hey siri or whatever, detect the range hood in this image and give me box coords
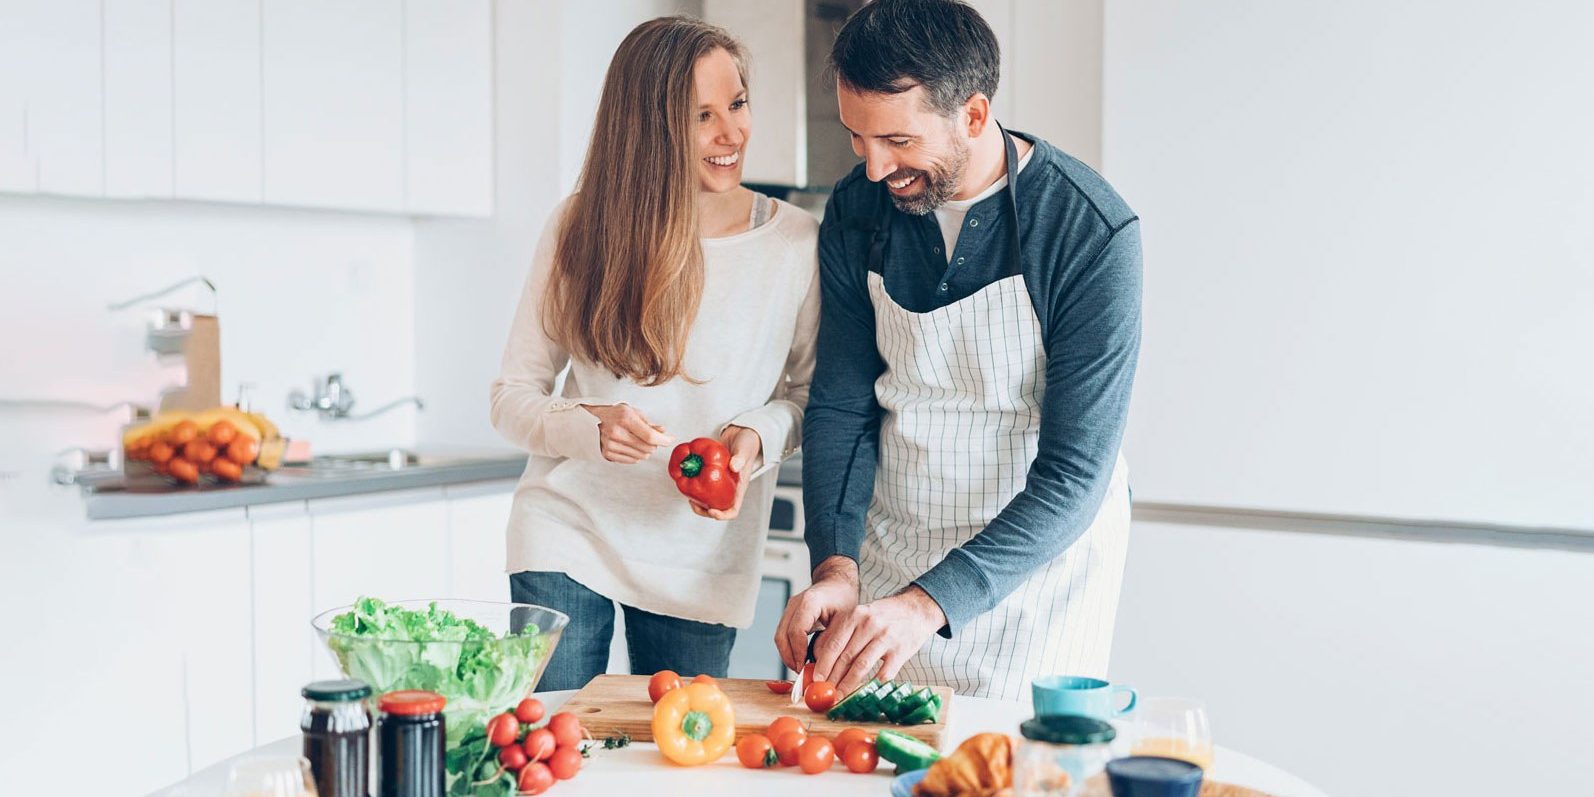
[704,0,865,191]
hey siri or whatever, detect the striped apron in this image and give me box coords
[857,128,1133,701]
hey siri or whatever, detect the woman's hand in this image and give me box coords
[582,403,674,464]
[689,425,762,520]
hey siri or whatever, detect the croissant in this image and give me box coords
[914,733,1017,797]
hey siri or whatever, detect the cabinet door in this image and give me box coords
[173,0,263,202]
[444,484,514,602]
[404,0,494,217]
[21,0,104,196]
[249,501,316,746]
[104,0,175,198]
[262,0,404,212]
[308,489,449,679]
[0,2,33,192]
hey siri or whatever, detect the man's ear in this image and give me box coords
[963,93,991,138]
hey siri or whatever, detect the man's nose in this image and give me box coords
[864,150,897,183]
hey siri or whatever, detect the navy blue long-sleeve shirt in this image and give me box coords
[801,131,1142,637]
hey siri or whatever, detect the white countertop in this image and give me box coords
[152,689,1328,797]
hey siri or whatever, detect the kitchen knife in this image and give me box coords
[790,630,819,706]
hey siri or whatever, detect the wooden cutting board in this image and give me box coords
[560,674,954,749]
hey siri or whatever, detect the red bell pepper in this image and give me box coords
[668,437,739,511]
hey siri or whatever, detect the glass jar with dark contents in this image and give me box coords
[300,679,372,797]
[377,690,446,797]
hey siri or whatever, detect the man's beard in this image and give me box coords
[885,136,970,216]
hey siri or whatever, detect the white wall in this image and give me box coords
[0,195,419,485]
[1111,519,1594,796]
[1103,0,1594,528]
[972,0,1104,169]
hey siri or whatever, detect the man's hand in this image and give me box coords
[811,585,947,695]
[776,556,861,672]
[688,425,761,521]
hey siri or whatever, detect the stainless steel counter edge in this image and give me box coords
[84,456,531,520]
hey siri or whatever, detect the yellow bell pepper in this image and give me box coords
[652,682,736,766]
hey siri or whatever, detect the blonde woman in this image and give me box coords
[490,17,819,690]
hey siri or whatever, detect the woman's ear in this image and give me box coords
[962,93,991,138]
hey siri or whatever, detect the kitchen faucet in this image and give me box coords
[288,373,424,421]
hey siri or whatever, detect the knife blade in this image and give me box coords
[790,630,819,706]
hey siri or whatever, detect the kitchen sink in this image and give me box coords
[272,449,465,479]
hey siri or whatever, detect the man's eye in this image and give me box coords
[889,139,912,148]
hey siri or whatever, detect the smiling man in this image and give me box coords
[775,0,1142,700]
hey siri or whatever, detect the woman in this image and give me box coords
[489,17,819,690]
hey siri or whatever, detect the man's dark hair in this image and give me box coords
[829,0,1001,116]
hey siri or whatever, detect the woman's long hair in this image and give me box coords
[543,17,748,386]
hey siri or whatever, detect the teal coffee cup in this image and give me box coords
[1032,675,1137,720]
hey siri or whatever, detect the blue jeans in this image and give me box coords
[509,570,737,692]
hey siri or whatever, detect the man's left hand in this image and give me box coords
[810,586,947,694]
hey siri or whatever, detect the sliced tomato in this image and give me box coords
[765,680,794,695]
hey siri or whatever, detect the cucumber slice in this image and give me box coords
[898,700,940,725]
[878,681,914,719]
[893,687,933,721]
[851,679,887,721]
[827,678,882,722]
[876,729,942,771]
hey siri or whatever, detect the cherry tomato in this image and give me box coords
[211,458,244,482]
[648,670,683,703]
[773,730,806,767]
[765,680,794,694]
[207,420,238,446]
[548,746,582,779]
[691,673,718,687]
[498,745,528,772]
[523,728,556,762]
[486,712,520,748]
[767,716,807,745]
[169,420,199,446]
[168,457,200,484]
[841,741,878,773]
[547,712,583,748]
[804,680,838,713]
[515,697,546,724]
[832,728,875,759]
[736,734,777,768]
[226,436,260,465]
[517,761,554,795]
[798,736,835,774]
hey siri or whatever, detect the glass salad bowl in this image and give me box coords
[312,598,568,742]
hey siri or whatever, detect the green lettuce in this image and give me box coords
[325,597,551,744]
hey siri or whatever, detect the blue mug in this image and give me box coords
[1032,675,1137,721]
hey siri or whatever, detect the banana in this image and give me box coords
[121,411,192,448]
[243,409,281,441]
[190,407,263,442]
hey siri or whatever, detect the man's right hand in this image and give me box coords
[776,556,861,672]
[581,403,674,464]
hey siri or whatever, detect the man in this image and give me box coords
[776,0,1141,700]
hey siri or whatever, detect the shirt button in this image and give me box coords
[968,218,979,228]
[932,246,941,254]
[955,256,966,265]
[938,282,949,292]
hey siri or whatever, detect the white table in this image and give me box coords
[154,690,1328,797]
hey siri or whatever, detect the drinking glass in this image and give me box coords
[1129,697,1214,771]
[221,755,319,797]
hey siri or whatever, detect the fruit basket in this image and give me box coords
[120,407,286,486]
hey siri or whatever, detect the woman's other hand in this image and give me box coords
[582,403,675,463]
[689,425,762,520]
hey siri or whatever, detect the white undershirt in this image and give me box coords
[933,144,1036,262]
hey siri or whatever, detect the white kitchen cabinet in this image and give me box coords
[0,3,33,193]
[307,488,450,678]
[173,0,264,203]
[404,0,494,217]
[248,501,317,747]
[262,0,405,213]
[703,0,806,187]
[14,0,104,196]
[104,0,175,199]
[443,483,514,602]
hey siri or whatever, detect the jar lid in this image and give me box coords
[378,690,447,716]
[1019,715,1117,745]
[301,679,372,702]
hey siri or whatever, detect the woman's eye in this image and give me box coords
[699,111,712,122]
[731,98,747,111]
